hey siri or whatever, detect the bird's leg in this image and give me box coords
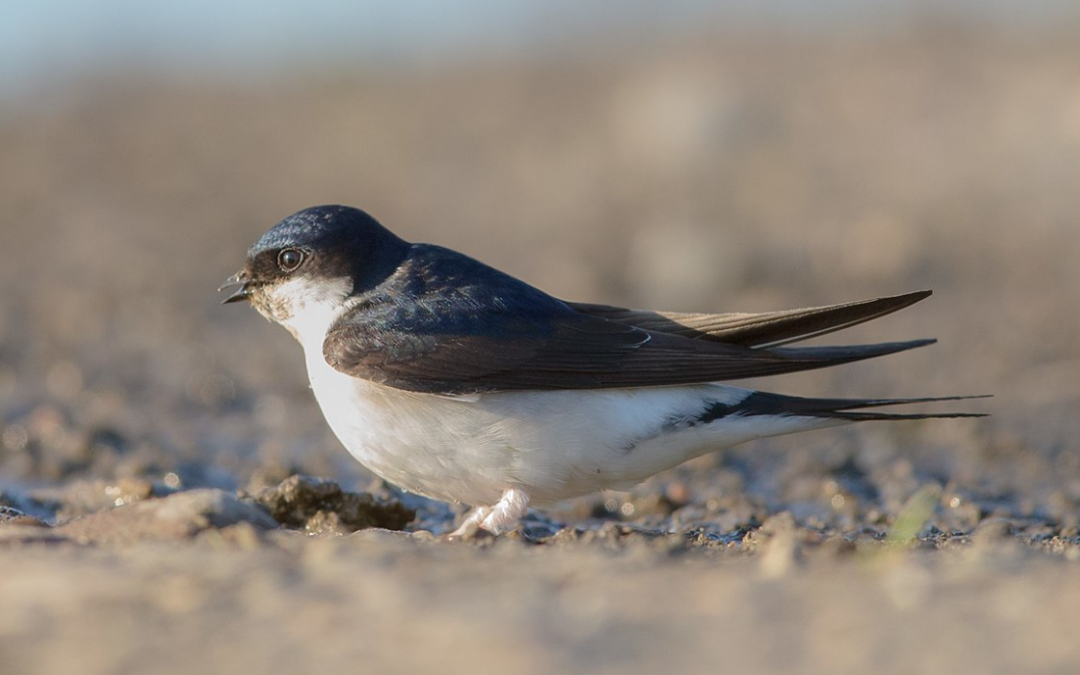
[445,488,531,540]
[479,487,530,535]
[446,506,492,540]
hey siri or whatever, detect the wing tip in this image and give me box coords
[771,337,938,364]
[884,288,933,311]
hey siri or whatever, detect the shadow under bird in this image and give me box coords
[221,205,985,537]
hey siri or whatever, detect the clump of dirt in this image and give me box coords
[248,474,415,535]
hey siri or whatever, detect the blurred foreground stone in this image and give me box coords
[53,489,278,545]
[0,476,418,545]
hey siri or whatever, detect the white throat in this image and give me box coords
[259,276,354,350]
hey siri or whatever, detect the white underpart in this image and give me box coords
[263,276,848,534]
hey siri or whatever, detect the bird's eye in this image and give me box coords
[277,248,304,272]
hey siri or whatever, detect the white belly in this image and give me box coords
[303,349,834,506]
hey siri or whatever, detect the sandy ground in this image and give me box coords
[1,22,1079,675]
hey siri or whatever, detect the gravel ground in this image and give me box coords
[2,22,1079,675]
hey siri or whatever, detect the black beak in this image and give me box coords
[219,270,253,304]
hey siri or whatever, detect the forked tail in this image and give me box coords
[699,391,990,423]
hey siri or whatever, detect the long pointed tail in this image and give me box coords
[707,391,990,423]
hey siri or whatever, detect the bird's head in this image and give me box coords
[220,205,409,344]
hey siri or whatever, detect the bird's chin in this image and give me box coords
[248,289,293,325]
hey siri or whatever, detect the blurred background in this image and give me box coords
[1,1,1078,522]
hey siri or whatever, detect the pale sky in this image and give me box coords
[1,0,1073,101]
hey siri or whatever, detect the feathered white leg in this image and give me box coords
[480,487,530,534]
[446,488,530,539]
[446,506,491,540]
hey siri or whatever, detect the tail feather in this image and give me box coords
[795,394,991,420]
[700,391,990,425]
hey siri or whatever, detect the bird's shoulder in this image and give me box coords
[321,244,649,393]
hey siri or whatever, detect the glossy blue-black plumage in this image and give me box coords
[322,242,652,392]
[249,205,411,295]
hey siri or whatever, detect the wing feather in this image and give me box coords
[322,246,938,395]
[323,301,935,394]
[567,290,932,348]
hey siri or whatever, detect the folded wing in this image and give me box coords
[324,285,938,395]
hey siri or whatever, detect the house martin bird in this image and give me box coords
[221,205,984,537]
